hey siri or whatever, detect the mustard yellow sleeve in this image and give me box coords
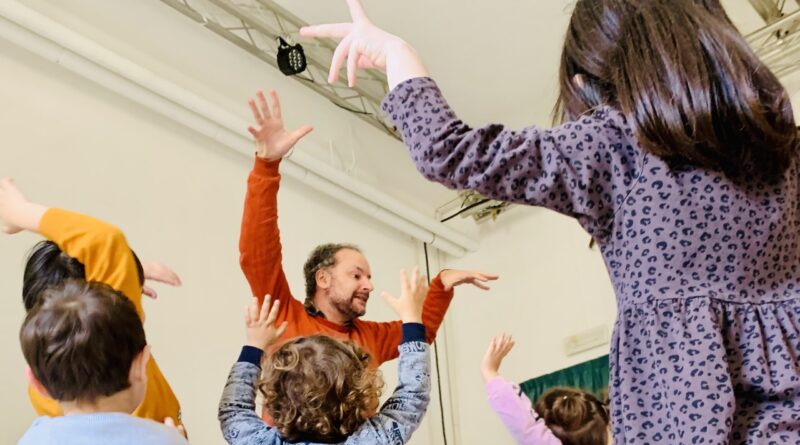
[30,210,180,424]
[37,208,143,318]
[27,384,62,417]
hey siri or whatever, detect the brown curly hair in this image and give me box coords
[259,335,383,443]
[534,387,610,445]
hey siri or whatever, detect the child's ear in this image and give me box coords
[25,366,51,399]
[129,346,151,384]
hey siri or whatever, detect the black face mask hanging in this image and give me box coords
[276,37,307,76]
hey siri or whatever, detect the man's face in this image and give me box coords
[324,249,373,321]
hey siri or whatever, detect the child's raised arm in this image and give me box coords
[481,333,515,383]
[218,296,286,445]
[351,267,431,443]
[0,178,46,235]
[299,0,429,90]
[1,178,143,314]
[482,335,562,445]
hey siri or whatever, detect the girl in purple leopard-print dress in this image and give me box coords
[302,0,800,443]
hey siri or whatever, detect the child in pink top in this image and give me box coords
[481,335,611,445]
[481,335,562,445]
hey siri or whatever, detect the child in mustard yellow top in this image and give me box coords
[0,178,183,427]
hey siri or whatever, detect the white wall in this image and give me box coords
[0,31,443,445]
[441,208,617,445]
[0,1,474,443]
[11,0,456,217]
[7,2,800,445]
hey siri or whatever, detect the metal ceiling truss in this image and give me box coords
[160,0,514,223]
[161,0,397,139]
[746,0,800,77]
[160,0,800,224]
[748,0,799,23]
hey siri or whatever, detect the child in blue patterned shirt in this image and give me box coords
[218,268,431,445]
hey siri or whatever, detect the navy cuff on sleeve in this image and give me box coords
[238,346,264,366]
[402,323,426,344]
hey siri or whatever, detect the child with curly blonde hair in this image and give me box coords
[259,335,383,442]
[219,268,431,444]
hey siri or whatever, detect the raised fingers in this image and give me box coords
[275,321,289,338]
[248,98,263,124]
[299,23,353,39]
[265,299,281,325]
[258,295,273,321]
[245,297,259,324]
[328,34,354,84]
[347,41,360,87]
[345,0,369,22]
[257,90,271,120]
[269,90,282,119]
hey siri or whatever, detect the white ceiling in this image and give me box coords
[275,0,772,127]
[10,0,783,220]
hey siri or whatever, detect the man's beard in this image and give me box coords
[330,292,368,321]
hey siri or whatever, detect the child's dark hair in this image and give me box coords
[19,279,147,403]
[22,240,144,312]
[555,0,732,123]
[557,0,798,183]
[259,335,383,443]
[535,387,609,445]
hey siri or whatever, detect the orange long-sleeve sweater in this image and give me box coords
[27,209,182,424]
[239,157,454,365]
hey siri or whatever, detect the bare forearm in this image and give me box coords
[386,40,430,90]
[17,202,48,232]
[482,369,500,384]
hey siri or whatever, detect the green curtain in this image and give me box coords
[519,355,609,404]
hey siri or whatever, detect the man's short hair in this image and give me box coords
[20,279,146,403]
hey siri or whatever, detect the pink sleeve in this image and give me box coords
[486,377,562,445]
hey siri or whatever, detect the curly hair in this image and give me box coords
[534,387,610,445]
[302,243,361,305]
[259,335,383,443]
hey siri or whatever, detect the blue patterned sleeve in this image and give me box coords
[218,359,282,445]
[347,340,431,445]
[219,339,429,445]
[381,77,642,240]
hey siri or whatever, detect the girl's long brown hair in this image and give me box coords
[556,0,798,182]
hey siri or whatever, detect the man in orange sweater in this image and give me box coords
[240,90,497,365]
